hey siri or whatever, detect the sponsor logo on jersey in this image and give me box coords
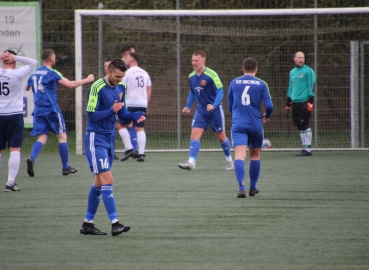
[195,86,203,95]
[299,73,304,78]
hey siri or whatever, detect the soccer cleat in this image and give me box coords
[226,160,234,170]
[111,222,130,236]
[26,158,34,177]
[137,154,145,162]
[121,149,135,161]
[295,150,312,156]
[4,183,20,192]
[132,150,139,159]
[62,166,78,176]
[237,190,246,198]
[178,162,195,171]
[114,153,119,160]
[249,187,260,196]
[80,222,107,235]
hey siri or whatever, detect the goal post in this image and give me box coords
[74,8,369,155]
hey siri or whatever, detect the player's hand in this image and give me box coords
[182,107,190,114]
[112,100,124,113]
[262,113,269,124]
[284,106,291,117]
[307,102,313,112]
[86,74,95,82]
[206,104,214,112]
[137,114,146,123]
[25,86,31,91]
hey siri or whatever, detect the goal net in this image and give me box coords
[74,8,369,154]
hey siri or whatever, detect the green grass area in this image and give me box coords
[1,151,369,269]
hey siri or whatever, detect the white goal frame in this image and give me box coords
[74,7,369,155]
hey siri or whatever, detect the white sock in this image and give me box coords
[137,131,146,155]
[300,128,312,151]
[8,151,20,185]
[118,128,133,151]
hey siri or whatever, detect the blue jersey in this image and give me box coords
[86,78,137,135]
[188,67,223,109]
[27,66,63,116]
[227,75,272,130]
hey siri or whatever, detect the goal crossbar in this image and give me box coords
[74,8,369,154]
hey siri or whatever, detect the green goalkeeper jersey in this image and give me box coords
[287,64,315,103]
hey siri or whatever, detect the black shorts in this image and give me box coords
[292,102,311,131]
[0,114,24,149]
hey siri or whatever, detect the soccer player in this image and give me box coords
[0,50,37,192]
[119,52,152,162]
[178,50,233,171]
[285,51,316,156]
[80,58,146,236]
[116,44,139,156]
[26,49,94,177]
[227,57,274,198]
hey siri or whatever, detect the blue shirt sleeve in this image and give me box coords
[212,88,224,108]
[185,90,196,109]
[264,99,274,119]
[118,107,144,121]
[227,85,234,113]
[88,108,115,122]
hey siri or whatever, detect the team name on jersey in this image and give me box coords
[0,74,10,80]
[236,79,260,85]
[34,70,48,75]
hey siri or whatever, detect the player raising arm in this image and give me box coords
[0,50,37,191]
[25,49,94,177]
[227,57,273,198]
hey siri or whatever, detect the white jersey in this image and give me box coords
[0,56,37,115]
[122,66,151,108]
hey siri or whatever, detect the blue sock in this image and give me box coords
[58,142,69,169]
[30,141,43,162]
[234,160,245,191]
[101,184,118,222]
[129,127,137,151]
[220,138,231,158]
[189,140,200,160]
[85,185,101,221]
[249,160,261,190]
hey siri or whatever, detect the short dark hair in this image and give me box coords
[120,44,134,54]
[4,49,17,55]
[129,52,140,65]
[243,57,258,73]
[108,58,127,72]
[41,49,55,61]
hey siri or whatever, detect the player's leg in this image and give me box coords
[116,121,137,161]
[4,114,23,191]
[28,115,49,176]
[294,102,312,156]
[178,127,204,171]
[128,125,138,152]
[232,128,247,198]
[80,132,106,235]
[211,106,233,170]
[247,129,263,196]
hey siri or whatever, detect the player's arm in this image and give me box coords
[117,107,146,122]
[146,85,152,114]
[59,74,95,89]
[184,89,196,112]
[211,87,224,109]
[227,85,234,113]
[14,55,38,74]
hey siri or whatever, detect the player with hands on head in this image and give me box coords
[80,58,145,236]
[25,49,94,177]
[0,49,37,191]
[286,51,315,156]
[178,50,233,171]
[227,57,273,198]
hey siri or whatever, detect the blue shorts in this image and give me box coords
[118,107,147,128]
[0,114,24,149]
[192,105,225,133]
[231,125,263,148]
[84,131,115,174]
[30,112,66,136]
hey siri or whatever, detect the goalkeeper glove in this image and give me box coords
[284,97,292,117]
[307,102,313,112]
